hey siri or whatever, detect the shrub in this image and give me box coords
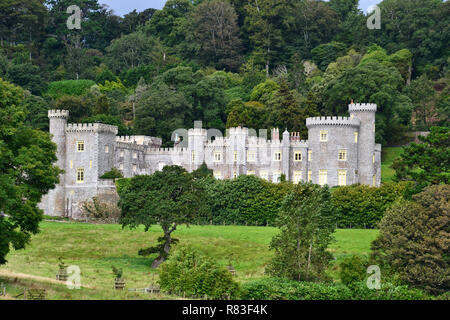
[350,282,431,300]
[240,278,352,300]
[100,168,124,180]
[80,196,121,223]
[371,185,450,294]
[158,246,240,299]
[339,255,369,288]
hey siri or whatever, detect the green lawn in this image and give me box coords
[0,221,378,300]
[381,147,403,182]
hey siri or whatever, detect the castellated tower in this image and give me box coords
[349,103,377,185]
[43,110,69,216]
[188,121,207,171]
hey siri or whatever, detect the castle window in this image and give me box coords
[233,171,237,179]
[338,170,347,186]
[373,175,376,186]
[247,151,256,162]
[260,170,269,181]
[320,130,328,142]
[119,163,123,170]
[214,152,222,162]
[191,151,195,163]
[76,169,84,183]
[247,170,255,176]
[354,132,358,143]
[214,171,222,180]
[132,152,137,159]
[120,150,124,158]
[274,152,282,161]
[338,150,347,161]
[234,151,238,162]
[294,171,302,184]
[105,145,109,153]
[373,153,375,163]
[133,164,137,173]
[319,170,328,186]
[77,141,84,152]
[89,160,92,169]
[308,150,312,161]
[273,171,281,183]
[308,171,312,182]
[294,152,302,162]
[70,160,73,169]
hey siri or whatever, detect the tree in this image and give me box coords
[311,41,347,72]
[371,185,450,294]
[392,126,449,192]
[0,78,61,264]
[118,166,210,268]
[404,75,438,129]
[190,0,243,71]
[266,182,335,282]
[226,100,267,130]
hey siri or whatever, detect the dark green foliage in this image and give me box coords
[392,127,450,192]
[311,42,347,71]
[240,277,430,300]
[158,246,240,299]
[112,266,123,279]
[266,183,335,282]
[192,162,213,180]
[331,182,412,228]
[99,168,124,180]
[0,78,61,264]
[371,185,450,294]
[117,166,210,268]
[198,175,292,226]
[338,255,369,288]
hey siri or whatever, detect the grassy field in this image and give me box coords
[0,221,378,300]
[381,147,403,182]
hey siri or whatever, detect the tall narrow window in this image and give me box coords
[132,152,137,159]
[308,150,312,162]
[373,153,375,163]
[273,171,281,183]
[104,145,109,153]
[70,160,73,169]
[338,150,347,161]
[247,151,256,162]
[294,171,302,184]
[320,130,328,142]
[319,170,327,186]
[89,160,92,169]
[373,175,376,186]
[294,152,302,162]
[233,171,237,179]
[120,150,124,158]
[76,169,84,183]
[77,141,84,152]
[234,151,238,162]
[274,152,282,161]
[191,151,195,163]
[354,132,358,143]
[308,171,312,182]
[214,152,222,162]
[338,170,347,186]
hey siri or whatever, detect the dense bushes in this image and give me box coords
[158,246,240,299]
[240,277,431,300]
[196,175,292,226]
[331,182,412,228]
[46,80,95,99]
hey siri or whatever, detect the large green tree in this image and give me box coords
[266,182,335,282]
[118,166,209,268]
[0,78,61,264]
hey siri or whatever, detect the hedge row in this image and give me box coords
[240,278,431,300]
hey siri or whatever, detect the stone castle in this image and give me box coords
[39,103,381,218]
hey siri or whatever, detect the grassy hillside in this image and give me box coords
[381,147,403,182]
[0,221,378,300]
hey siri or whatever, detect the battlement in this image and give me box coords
[348,103,377,112]
[228,127,249,135]
[147,147,187,154]
[65,123,118,134]
[48,110,69,119]
[306,116,360,128]
[116,135,162,147]
[188,128,207,136]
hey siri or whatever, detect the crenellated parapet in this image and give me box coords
[116,141,146,152]
[48,110,69,119]
[116,135,162,147]
[65,123,118,134]
[306,116,360,128]
[349,103,377,112]
[147,147,188,154]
